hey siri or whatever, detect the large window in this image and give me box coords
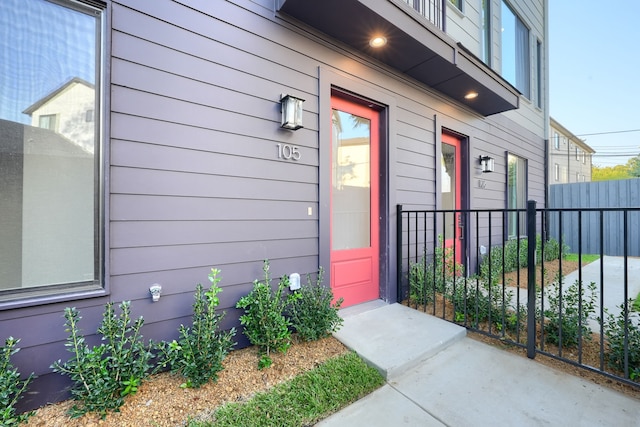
[501,1,530,97]
[0,0,103,302]
[536,40,542,108]
[481,0,491,65]
[507,154,527,239]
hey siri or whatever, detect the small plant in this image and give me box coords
[539,278,597,348]
[159,268,237,388]
[448,276,519,332]
[479,235,568,281]
[236,260,292,369]
[1,337,35,427]
[409,236,463,305]
[51,301,155,418]
[633,291,640,312]
[603,301,640,380]
[287,267,344,341]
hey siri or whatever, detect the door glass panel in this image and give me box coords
[441,142,456,240]
[331,109,371,250]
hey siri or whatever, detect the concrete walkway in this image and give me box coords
[318,301,640,427]
[505,256,640,330]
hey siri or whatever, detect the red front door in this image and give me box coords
[330,96,380,307]
[441,134,463,265]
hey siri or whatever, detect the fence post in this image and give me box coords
[527,200,537,359]
[397,204,403,303]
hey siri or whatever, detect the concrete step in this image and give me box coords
[335,301,466,379]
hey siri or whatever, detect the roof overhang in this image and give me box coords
[277,0,519,116]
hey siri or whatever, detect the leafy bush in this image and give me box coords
[540,278,597,348]
[603,302,640,381]
[1,337,34,427]
[287,268,344,341]
[409,236,463,305]
[159,268,236,388]
[480,235,568,281]
[449,276,522,334]
[236,260,292,369]
[51,301,155,418]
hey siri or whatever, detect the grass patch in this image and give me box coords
[188,352,384,427]
[564,253,600,264]
[633,292,640,312]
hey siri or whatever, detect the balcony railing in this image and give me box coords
[400,0,445,30]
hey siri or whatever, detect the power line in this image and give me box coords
[574,129,640,137]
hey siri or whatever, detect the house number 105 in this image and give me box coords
[277,143,301,161]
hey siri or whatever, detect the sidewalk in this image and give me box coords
[504,255,640,330]
[317,301,640,427]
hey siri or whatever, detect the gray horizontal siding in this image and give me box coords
[111,220,317,248]
[111,238,318,276]
[111,195,316,221]
[4,0,547,411]
[109,256,318,302]
[111,167,316,200]
[111,114,317,161]
[111,140,317,181]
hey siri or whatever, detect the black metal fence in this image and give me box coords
[397,202,640,388]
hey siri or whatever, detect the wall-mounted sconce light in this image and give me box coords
[479,155,495,173]
[149,284,162,302]
[280,94,304,130]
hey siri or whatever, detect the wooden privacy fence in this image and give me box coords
[549,179,640,256]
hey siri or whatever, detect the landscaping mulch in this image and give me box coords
[25,336,348,427]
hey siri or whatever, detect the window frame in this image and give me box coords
[449,0,463,12]
[553,132,560,150]
[506,153,527,240]
[480,0,491,65]
[536,39,542,108]
[554,163,559,181]
[501,1,530,98]
[0,0,108,310]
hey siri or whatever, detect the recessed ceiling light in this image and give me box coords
[369,36,387,48]
[464,91,479,100]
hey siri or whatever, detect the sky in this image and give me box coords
[549,1,640,167]
[0,0,95,124]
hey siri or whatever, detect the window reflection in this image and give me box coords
[0,0,101,295]
[331,110,371,250]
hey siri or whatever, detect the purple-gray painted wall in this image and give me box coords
[1,0,546,410]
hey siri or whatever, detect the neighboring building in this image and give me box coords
[550,117,595,184]
[0,0,549,409]
[22,77,96,154]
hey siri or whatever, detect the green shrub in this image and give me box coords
[1,337,34,427]
[287,268,344,341]
[540,278,596,348]
[236,260,292,369]
[449,276,522,333]
[409,236,463,305]
[603,302,640,381]
[480,235,568,281]
[159,268,236,388]
[51,301,155,418]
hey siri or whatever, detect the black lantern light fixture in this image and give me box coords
[479,155,495,173]
[280,94,305,130]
